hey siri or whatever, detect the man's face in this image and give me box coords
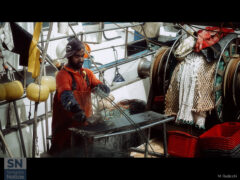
[69,49,85,70]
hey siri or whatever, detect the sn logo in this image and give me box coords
[4,158,26,170]
[8,159,23,168]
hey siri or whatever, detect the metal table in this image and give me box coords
[69,111,175,157]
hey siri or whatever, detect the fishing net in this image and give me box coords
[100,99,147,121]
[165,54,217,116]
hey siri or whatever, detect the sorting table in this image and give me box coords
[69,111,175,157]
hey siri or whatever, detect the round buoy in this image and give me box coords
[41,76,56,93]
[4,81,24,101]
[0,84,6,101]
[26,83,50,102]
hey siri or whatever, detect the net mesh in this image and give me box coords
[165,56,217,116]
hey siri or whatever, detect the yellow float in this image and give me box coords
[41,76,56,93]
[26,83,50,102]
[4,81,24,101]
[0,84,6,101]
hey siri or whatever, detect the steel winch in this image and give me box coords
[137,32,240,123]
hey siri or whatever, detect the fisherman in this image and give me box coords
[49,38,110,155]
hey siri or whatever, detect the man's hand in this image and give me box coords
[92,84,110,98]
[72,110,87,123]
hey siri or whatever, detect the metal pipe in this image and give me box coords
[38,23,144,43]
[177,24,198,39]
[13,101,27,157]
[97,22,103,43]
[41,30,49,152]
[0,120,6,154]
[91,44,125,53]
[162,123,168,157]
[37,45,59,71]
[140,24,151,49]
[38,23,53,84]
[0,95,27,106]
[6,62,24,79]
[32,102,38,158]
[32,23,53,158]
[144,128,151,157]
[44,101,49,152]
[112,23,163,47]
[80,34,83,41]
[50,93,53,112]
[102,22,121,41]
[23,67,27,90]
[93,116,174,139]
[0,129,13,157]
[91,38,152,53]
[125,27,128,59]
[92,50,156,73]
[2,111,52,136]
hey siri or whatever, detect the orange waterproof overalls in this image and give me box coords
[49,66,102,154]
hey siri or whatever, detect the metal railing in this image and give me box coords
[38,23,144,43]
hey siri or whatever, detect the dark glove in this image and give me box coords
[92,84,110,98]
[72,110,87,123]
[61,90,80,112]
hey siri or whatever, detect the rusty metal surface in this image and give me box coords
[69,111,173,137]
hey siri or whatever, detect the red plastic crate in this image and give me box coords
[199,122,240,151]
[167,131,199,158]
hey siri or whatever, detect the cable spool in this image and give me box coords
[147,34,182,112]
[213,34,239,122]
[149,46,169,95]
[235,70,240,107]
[232,56,240,107]
[223,57,240,105]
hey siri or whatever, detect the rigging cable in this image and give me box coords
[99,94,158,157]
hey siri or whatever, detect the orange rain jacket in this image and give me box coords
[50,66,102,154]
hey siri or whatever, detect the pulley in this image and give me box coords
[137,57,151,79]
